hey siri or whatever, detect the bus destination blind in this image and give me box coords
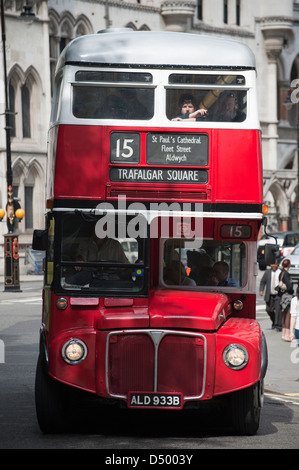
[110,132,209,183]
[110,167,208,184]
[146,133,208,166]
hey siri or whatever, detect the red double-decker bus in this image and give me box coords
[34,30,267,435]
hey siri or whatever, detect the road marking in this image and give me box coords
[265,391,299,406]
[0,297,42,305]
[256,304,266,310]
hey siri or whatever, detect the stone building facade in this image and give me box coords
[1,0,299,273]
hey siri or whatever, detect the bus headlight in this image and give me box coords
[62,339,87,365]
[223,344,248,370]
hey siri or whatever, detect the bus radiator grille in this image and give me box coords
[107,331,205,399]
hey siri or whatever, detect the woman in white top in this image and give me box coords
[290,286,299,344]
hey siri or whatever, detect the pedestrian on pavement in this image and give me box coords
[259,260,281,329]
[290,285,299,345]
[278,259,294,341]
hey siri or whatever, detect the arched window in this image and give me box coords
[49,9,93,96]
[21,84,31,138]
[11,159,45,233]
[9,83,16,137]
[197,0,203,20]
[236,0,241,26]
[24,167,35,229]
[24,187,33,229]
[49,13,74,96]
[8,66,41,142]
[8,78,31,139]
[224,0,228,24]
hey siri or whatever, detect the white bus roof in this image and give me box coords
[56,30,256,73]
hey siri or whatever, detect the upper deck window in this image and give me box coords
[75,71,153,83]
[73,71,154,120]
[73,86,154,120]
[169,74,245,86]
[167,73,247,123]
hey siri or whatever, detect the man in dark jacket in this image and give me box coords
[259,260,281,329]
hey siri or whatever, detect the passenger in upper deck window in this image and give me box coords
[119,88,152,119]
[213,92,246,122]
[95,94,126,119]
[172,94,208,121]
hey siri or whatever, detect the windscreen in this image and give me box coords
[59,212,147,294]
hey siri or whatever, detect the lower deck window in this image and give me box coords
[162,239,245,288]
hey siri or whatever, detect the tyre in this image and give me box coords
[230,381,262,435]
[35,350,69,433]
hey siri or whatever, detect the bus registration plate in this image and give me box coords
[128,392,183,409]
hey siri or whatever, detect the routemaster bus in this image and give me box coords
[33,30,267,435]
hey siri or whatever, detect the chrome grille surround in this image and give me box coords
[105,329,207,402]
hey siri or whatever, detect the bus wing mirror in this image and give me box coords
[264,243,279,266]
[32,229,48,251]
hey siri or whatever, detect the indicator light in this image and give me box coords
[56,297,68,310]
[232,299,243,311]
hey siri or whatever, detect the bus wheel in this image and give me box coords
[230,381,261,435]
[35,351,69,433]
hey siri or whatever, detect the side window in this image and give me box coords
[50,73,63,123]
[46,216,55,286]
[287,234,299,247]
[162,239,245,288]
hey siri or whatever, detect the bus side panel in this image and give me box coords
[54,125,108,200]
[214,318,262,396]
[53,126,262,205]
[213,129,263,204]
[227,293,257,320]
[48,329,97,393]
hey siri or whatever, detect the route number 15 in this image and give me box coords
[116,138,134,159]
[110,132,140,163]
[220,224,252,239]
